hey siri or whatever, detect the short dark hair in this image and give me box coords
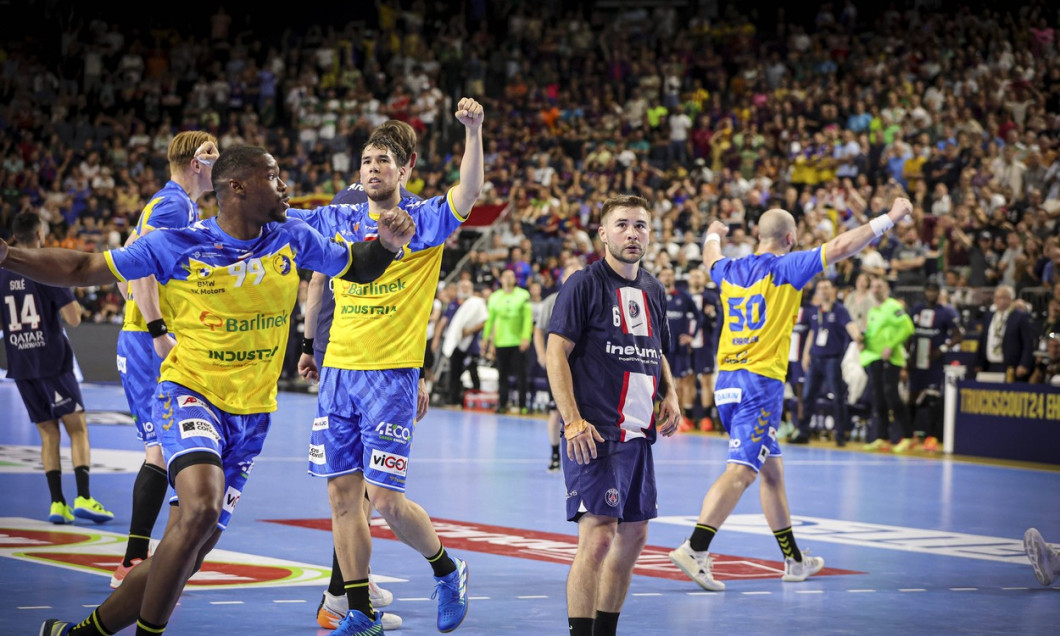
[11,211,42,243]
[362,120,417,167]
[212,145,270,201]
[600,194,650,224]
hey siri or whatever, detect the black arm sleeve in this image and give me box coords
[339,239,399,284]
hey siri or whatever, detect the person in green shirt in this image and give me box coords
[860,276,915,451]
[483,269,534,414]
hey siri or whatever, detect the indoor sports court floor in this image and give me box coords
[1,380,1058,635]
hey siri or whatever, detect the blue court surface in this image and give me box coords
[1,380,1057,635]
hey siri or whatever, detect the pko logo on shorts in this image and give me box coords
[308,444,326,465]
[312,417,329,431]
[604,488,620,508]
[714,388,743,405]
[370,449,409,477]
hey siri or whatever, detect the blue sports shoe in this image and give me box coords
[39,619,72,635]
[432,557,469,632]
[326,609,383,636]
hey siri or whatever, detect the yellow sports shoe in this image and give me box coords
[892,438,919,453]
[48,501,74,524]
[73,496,114,523]
[862,439,891,452]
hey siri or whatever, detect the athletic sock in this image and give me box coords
[134,616,166,636]
[568,617,593,636]
[550,444,560,459]
[69,609,113,635]
[689,524,717,552]
[683,407,695,420]
[74,465,90,500]
[427,545,457,578]
[125,462,168,564]
[344,578,374,620]
[46,470,65,504]
[774,526,802,561]
[593,611,619,636]
[327,547,345,597]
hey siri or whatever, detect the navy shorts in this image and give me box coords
[15,371,83,424]
[691,345,716,374]
[667,346,693,378]
[562,437,657,523]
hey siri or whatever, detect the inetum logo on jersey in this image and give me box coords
[370,449,409,476]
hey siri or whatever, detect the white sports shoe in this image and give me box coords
[1023,528,1060,586]
[782,551,825,582]
[318,590,403,631]
[668,540,726,591]
[369,577,394,608]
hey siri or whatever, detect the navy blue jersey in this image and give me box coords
[690,285,721,350]
[548,260,670,444]
[0,270,76,379]
[312,183,419,354]
[664,287,698,353]
[806,302,853,358]
[909,302,960,372]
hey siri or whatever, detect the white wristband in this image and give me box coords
[869,215,894,238]
[705,232,721,245]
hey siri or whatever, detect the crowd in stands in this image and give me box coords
[2,1,1060,397]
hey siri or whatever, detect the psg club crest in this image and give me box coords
[628,300,640,318]
[604,488,620,508]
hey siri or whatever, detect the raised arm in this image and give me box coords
[338,207,415,284]
[701,220,730,271]
[823,197,913,264]
[449,97,485,216]
[0,241,118,287]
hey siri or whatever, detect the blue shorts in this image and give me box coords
[308,366,418,492]
[714,369,784,473]
[15,372,83,424]
[117,330,163,446]
[562,437,657,523]
[154,381,270,530]
[667,346,693,378]
[692,345,716,375]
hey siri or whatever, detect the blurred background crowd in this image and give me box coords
[2,0,1059,416]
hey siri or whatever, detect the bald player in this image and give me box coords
[668,196,912,591]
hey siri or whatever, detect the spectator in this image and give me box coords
[975,285,1036,382]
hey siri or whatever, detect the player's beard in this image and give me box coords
[608,240,643,265]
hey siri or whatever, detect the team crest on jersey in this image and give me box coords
[617,287,650,337]
[197,266,211,279]
[628,299,640,318]
[272,254,292,275]
[604,488,620,508]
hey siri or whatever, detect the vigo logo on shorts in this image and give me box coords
[370,449,409,477]
[222,485,242,513]
[604,488,620,508]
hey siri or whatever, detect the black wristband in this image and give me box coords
[146,319,168,339]
[419,365,426,379]
[301,337,315,355]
